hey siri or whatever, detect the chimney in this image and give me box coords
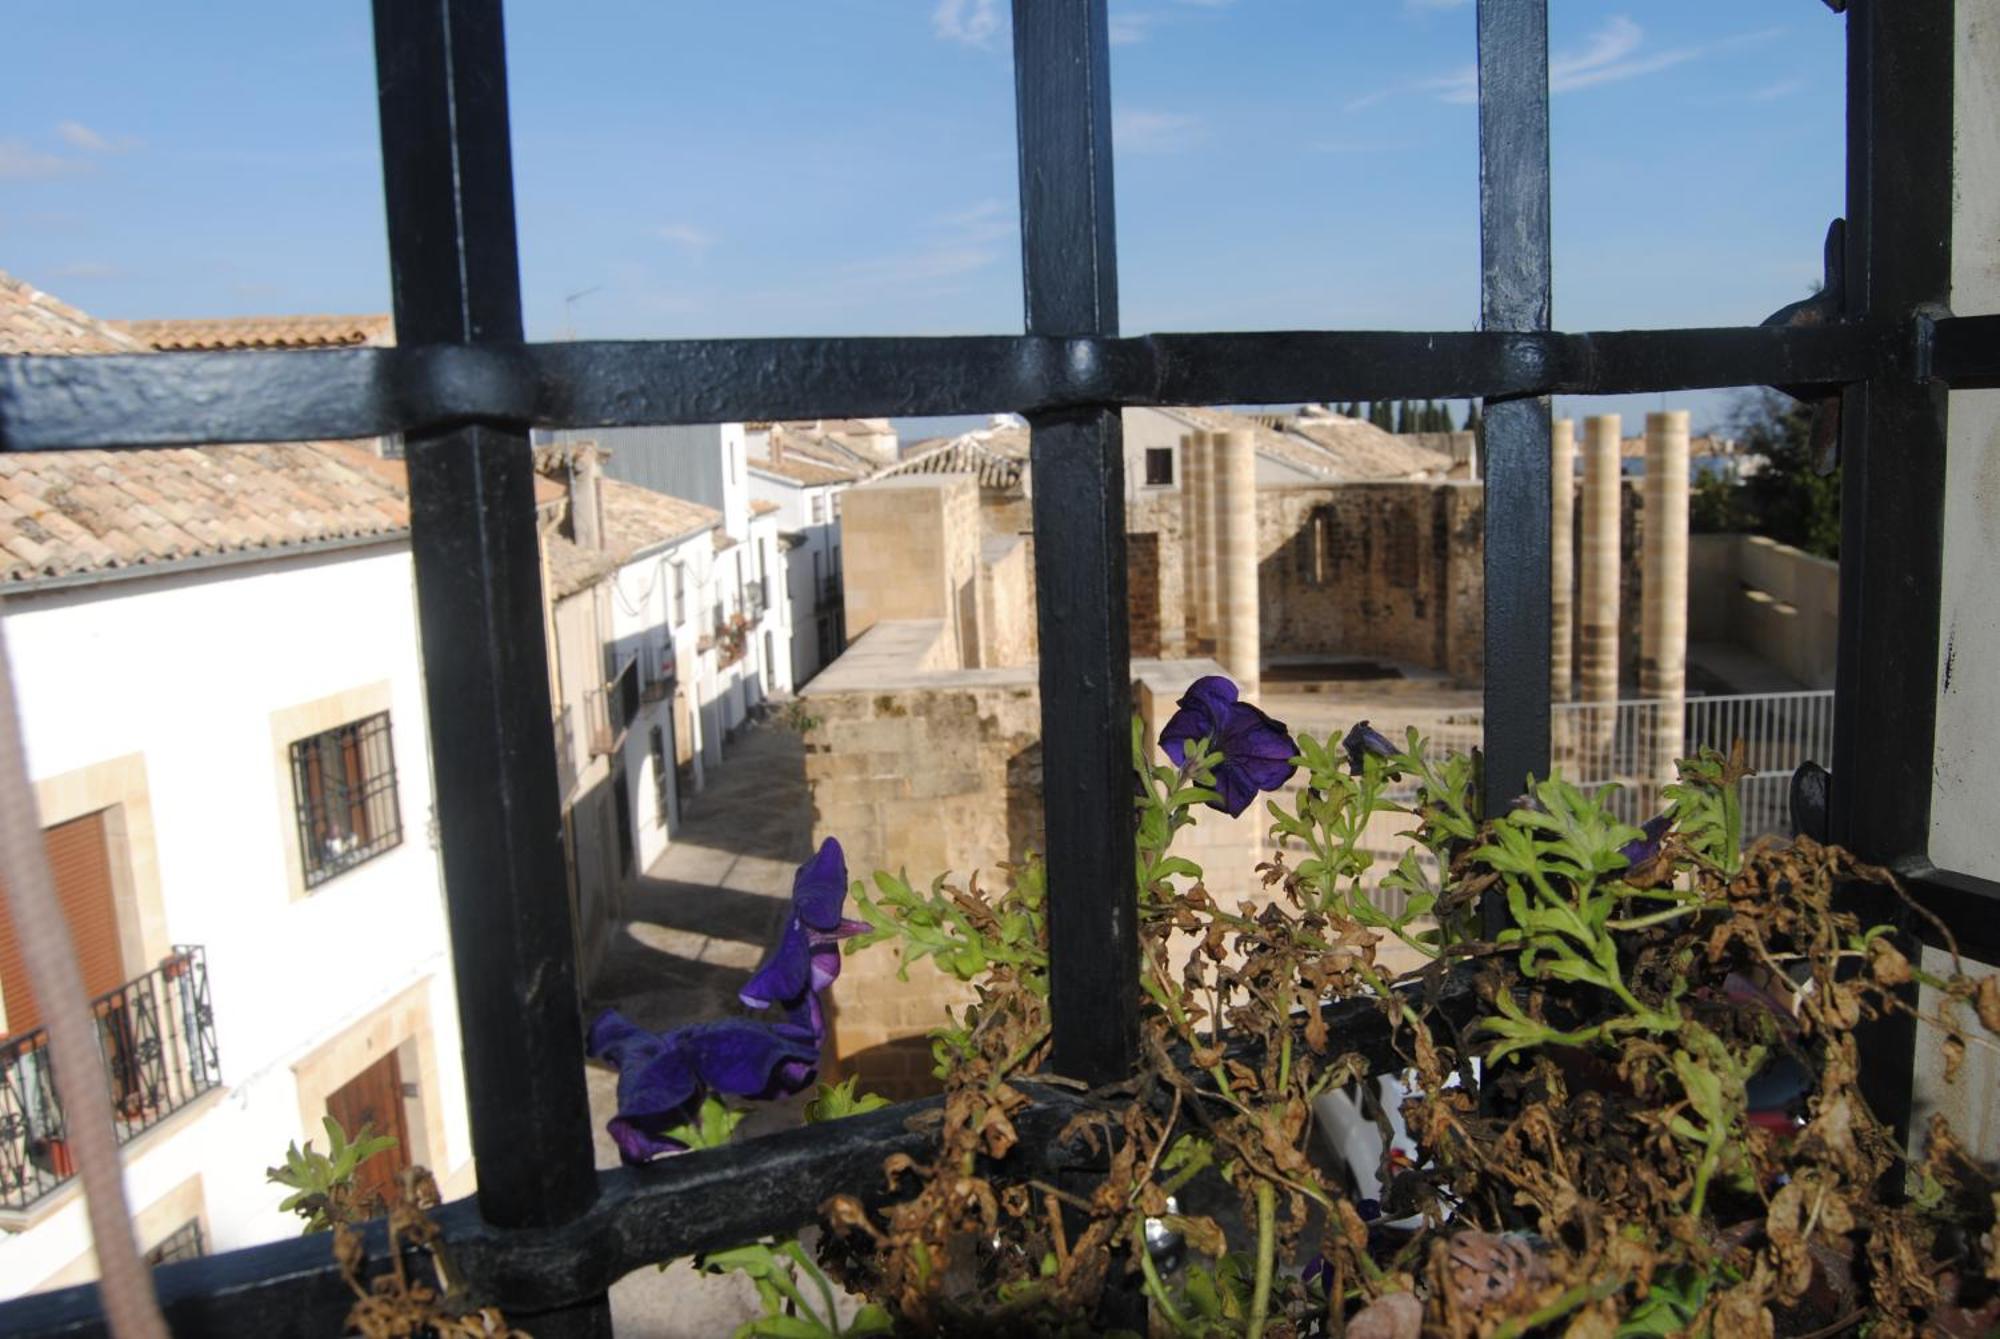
[569,442,604,550]
[771,429,785,464]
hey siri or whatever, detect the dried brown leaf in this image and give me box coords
[1347,1289,1423,1339]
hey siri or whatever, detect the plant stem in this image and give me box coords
[1247,1180,1277,1339]
[1133,1215,1193,1335]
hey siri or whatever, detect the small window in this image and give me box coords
[811,494,826,525]
[290,712,402,888]
[144,1219,206,1269]
[1144,448,1173,487]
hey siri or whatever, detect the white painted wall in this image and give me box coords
[1931,0,2000,886]
[746,468,847,687]
[0,545,470,1295]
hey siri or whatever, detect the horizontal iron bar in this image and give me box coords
[0,1085,1088,1337]
[1929,311,2000,389]
[0,968,1451,1337]
[0,323,1906,453]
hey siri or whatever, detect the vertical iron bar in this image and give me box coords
[1475,0,1553,899]
[1832,0,1953,1145]
[370,6,608,1329]
[1011,0,1137,1085]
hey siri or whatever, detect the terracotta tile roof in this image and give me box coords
[1159,405,1451,482]
[883,422,1030,491]
[0,441,411,585]
[0,269,145,355]
[750,498,780,517]
[750,454,860,487]
[542,478,720,601]
[1279,412,1454,480]
[108,314,394,351]
[1,271,418,586]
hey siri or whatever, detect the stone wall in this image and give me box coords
[842,474,982,664]
[1686,533,1838,688]
[800,628,1045,1096]
[979,535,1036,668]
[801,634,1230,1097]
[1130,492,1187,658]
[1254,482,1485,681]
[1128,531,1162,657]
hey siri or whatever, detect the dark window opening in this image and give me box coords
[1144,447,1173,487]
[144,1219,206,1269]
[289,712,402,888]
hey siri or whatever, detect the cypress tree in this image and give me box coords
[1394,401,1408,434]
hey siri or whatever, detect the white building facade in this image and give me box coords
[0,540,472,1297]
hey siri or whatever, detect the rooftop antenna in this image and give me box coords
[560,284,602,341]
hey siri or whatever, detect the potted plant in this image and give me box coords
[587,676,2000,1337]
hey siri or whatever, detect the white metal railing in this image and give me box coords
[1270,691,1835,914]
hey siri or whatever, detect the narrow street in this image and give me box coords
[581,719,821,1337]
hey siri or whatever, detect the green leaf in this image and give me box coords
[804,1076,891,1122]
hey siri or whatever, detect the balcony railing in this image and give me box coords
[552,704,578,795]
[584,660,643,758]
[0,947,220,1212]
[744,577,768,620]
[610,657,640,738]
[640,649,675,704]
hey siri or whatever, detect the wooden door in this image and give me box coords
[0,810,124,1038]
[325,1050,412,1217]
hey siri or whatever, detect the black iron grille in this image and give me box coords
[288,711,403,889]
[0,1,1994,1334]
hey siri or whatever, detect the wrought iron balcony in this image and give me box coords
[744,576,768,620]
[0,947,220,1212]
[640,649,675,704]
[584,659,642,758]
[552,704,579,795]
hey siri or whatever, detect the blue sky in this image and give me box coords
[1,1,1843,436]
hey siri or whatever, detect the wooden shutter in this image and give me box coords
[340,730,368,843]
[0,810,125,1037]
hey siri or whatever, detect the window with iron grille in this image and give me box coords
[288,712,402,888]
[143,1218,205,1269]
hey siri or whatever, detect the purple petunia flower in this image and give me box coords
[1342,720,1398,776]
[1619,813,1672,869]
[1158,675,1299,817]
[587,1007,822,1163]
[740,838,869,1011]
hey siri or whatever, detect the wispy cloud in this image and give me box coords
[1109,7,1155,45]
[1747,76,1805,102]
[52,261,124,281]
[55,120,132,153]
[837,199,1016,289]
[933,0,1002,47]
[0,139,87,180]
[655,222,714,250]
[1113,107,1205,155]
[1382,16,1776,108]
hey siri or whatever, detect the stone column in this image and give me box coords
[1213,428,1259,697]
[1181,432,1211,652]
[1641,410,1691,782]
[1550,417,1576,701]
[1578,415,1623,759]
[1197,430,1221,654]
